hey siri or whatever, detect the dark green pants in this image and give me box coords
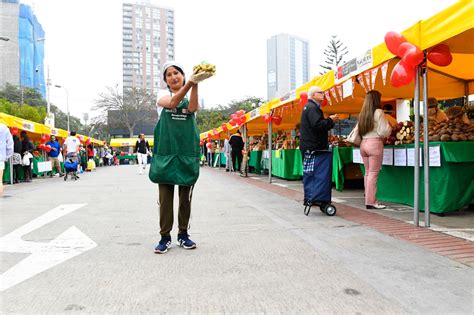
[158,184,194,236]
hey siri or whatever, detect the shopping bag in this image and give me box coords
[22,153,32,166]
[347,124,361,146]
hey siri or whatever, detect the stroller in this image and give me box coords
[64,153,79,181]
[302,150,337,216]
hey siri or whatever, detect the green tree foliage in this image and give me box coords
[0,98,47,123]
[196,96,263,133]
[319,35,349,74]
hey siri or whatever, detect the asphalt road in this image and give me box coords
[1,165,472,314]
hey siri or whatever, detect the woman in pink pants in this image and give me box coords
[358,91,392,209]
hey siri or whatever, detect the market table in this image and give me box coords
[373,141,474,214]
[249,151,263,174]
[2,157,65,183]
[271,149,302,180]
[116,154,137,165]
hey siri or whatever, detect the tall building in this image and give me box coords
[0,0,46,98]
[122,1,175,95]
[267,34,309,100]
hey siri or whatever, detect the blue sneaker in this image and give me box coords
[177,233,196,249]
[154,235,171,254]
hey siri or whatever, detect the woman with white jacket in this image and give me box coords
[358,90,392,209]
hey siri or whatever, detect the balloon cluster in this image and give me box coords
[230,110,246,127]
[385,32,424,87]
[385,32,453,88]
[262,114,282,125]
[38,134,52,152]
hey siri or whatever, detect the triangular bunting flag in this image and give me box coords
[371,68,378,90]
[364,72,371,92]
[336,85,343,102]
[358,74,367,92]
[324,91,332,106]
[381,62,389,86]
[330,87,338,103]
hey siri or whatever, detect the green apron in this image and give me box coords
[149,97,200,186]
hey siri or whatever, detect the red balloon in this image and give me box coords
[262,114,271,123]
[299,92,308,106]
[272,116,282,125]
[45,145,51,152]
[230,113,237,120]
[404,45,424,67]
[40,134,48,143]
[239,115,246,124]
[427,44,452,67]
[384,31,407,56]
[236,110,245,117]
[397,42,415,58]
[320,99,328,107]
[38,143,45,150]
[10,126,19,135]
[390,60,415,87]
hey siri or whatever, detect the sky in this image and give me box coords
[20,0,458,123]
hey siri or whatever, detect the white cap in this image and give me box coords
[162,61,184,77]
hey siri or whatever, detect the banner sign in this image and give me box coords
[249,108,260,119]
[335,49,373,83]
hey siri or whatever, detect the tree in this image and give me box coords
[319,35,349,74]
[94,86,156,138]
[0,83,47,107]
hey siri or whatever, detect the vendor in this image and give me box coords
[426,97,448,123]
[382,104,398,128]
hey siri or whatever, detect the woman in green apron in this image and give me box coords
[150,61,212,254]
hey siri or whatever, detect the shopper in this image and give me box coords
[134,133,150,175]
[358,90,392,209]
[46,135,64,177]
[0,124,14,195]
[299,86,339,205]
[20,131,34,182]
[12,134,22,184]
[223,136,232,172]
[150,61,212,254]
[229,130,244,173]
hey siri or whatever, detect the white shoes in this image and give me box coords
[366,204,386,209]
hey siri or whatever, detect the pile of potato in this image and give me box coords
[424,120,474,142]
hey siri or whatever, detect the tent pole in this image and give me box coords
[268,119,272,184]
[10,156,14,185]
[413,65,421,227]
[422,54,431,227]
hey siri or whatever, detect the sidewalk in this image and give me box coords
[211,167,474,267]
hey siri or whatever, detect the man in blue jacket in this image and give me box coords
[46,135,64,177]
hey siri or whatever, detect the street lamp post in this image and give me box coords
[55,84,70,132]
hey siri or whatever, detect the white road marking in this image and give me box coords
[0,204,97,292]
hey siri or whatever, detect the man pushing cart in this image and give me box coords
[299,86,340,216]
